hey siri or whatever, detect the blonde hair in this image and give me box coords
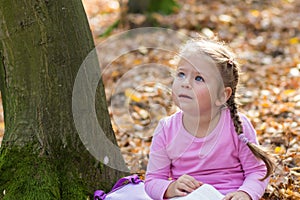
[181,36,274,180]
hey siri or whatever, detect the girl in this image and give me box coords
[145,37,274,200]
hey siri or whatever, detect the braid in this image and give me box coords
[228,87,274,180]
[247,143,275,180]
[224,58,243,135]
[226,61,275,181]
[227,94,243,134]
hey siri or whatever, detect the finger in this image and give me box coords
[183,180,198,190]
[188,177,202,188]
[177,176,195,190]
[231,197,243,200]
[223,192,235,200]
[178,182,194,193]
[174,188,188,197]
[182,175,201,189]
[235,196,247,200]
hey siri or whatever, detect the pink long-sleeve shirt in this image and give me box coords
[145,108,269,200]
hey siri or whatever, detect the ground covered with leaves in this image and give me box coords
[82,0,300,199]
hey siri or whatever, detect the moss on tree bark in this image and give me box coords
[0,0,127,199]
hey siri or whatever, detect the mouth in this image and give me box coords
[178,94,192,99]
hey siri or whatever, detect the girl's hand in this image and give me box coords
[223,191,251,200]
[164,174,202,198]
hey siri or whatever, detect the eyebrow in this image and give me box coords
[177,66,204,76]
[176,67,186,71]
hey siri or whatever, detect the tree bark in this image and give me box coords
[0,0,127,199]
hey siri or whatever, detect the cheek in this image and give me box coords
[171,83,179,106]
[195,87,213,102]
[171,79,181,94]
[172,91,179,107]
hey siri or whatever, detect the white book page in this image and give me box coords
[170,184,225,200]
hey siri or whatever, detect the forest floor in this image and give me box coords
[0,0,299,199]
[82,0,300,199]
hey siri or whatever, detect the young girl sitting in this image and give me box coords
[145,37,274,200]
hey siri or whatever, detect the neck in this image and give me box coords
[182,110,222,138]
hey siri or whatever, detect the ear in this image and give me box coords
[215,87,232,106]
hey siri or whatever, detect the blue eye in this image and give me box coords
[195,76,204,82]
[177,72,185,79]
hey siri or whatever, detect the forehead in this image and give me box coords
[178,52,219,77]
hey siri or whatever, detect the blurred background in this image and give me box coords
[1,0,299,199]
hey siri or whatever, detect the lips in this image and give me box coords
[178,94,192,99]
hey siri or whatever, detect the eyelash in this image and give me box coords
[195,75,205,82]
[177,72,185,78]
[176,72,205,82]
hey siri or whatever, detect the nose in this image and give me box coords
[181,78,191,88]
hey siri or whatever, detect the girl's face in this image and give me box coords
[172,53,224,117]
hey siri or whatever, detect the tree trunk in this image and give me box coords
[0,0,127,199]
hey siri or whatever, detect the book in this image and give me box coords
[170,184,225,200]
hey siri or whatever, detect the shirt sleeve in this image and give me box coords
[237,114,270,200]
[145,120,173,200]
